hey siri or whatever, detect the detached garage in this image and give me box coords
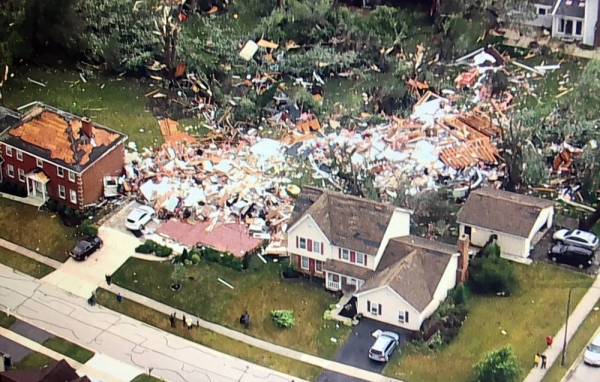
[457,188,554,263]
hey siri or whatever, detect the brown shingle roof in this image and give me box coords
[0,359,87,382]
[288,186,396,255]
[323,259,375,280]
[456,188,554,238]
[359,239,454,311]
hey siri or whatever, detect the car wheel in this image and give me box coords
[551,257,557,262]
[557,240,565,245]
[579,264,584,269]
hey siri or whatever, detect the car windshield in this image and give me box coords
[127,217,136,223]
[370,349,383,355]
[73,242,88,254]
[589,344,600,353]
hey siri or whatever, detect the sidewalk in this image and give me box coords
[523,275,600,382]
[0,238,62,268]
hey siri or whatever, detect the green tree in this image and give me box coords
[474,345,521,382]
[171,263,186,287]
[469,243,517,295]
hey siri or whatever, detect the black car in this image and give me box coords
[70,236,103,261]
[548,243,594,269]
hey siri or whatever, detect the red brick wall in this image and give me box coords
[0,143,80,209]
[81,143,125,206]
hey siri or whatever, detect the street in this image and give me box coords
[0,264,303,382]
[565,359,600,382]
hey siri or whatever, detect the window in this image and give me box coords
[299,237,307,250]
[315,260,323,273]
[68,171,76,182]
[36,158,43,168]
[58,185,66,199]
[16,150,23,161]
[7,164,14,178]
[356,252,365,265]
[342,249,350,261]
[559,18,565,33]
[398,311,410,324]
[301,256,310,270]
[5,147,12,157]
[369,302,381,315]
[57,167,64,178]
[18,169,24,182]
[313,241,321,254]
[575,20,583,36]
[537,6,547,15]
[70,189,77,204]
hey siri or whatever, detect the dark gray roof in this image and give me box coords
[0,107,22,135]
[554,0,586,18]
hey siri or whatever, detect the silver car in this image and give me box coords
[368,331,400,362]
[553,229,600,251]
[584,333,600,366]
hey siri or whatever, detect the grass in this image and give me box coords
[0,246,54,278]
[95,289,323,381]
[42,336,94,364]
[0,199,79,262]
[130,375,165,382]
[0,314,16,328]
[543,298,600,382]
[13,352,55,370]
[385,261,593,382]
[4,65,163,150]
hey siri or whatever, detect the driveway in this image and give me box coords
[317,318,411,382]
[102,200,161,237]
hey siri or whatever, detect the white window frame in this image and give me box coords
[356,252,365,265]
[57,167,64,178]
[58,185,66,199]
[36,158,43,168]
[18,169,24,182]
[301,256,309,270]
[7,164,14,178]
[536,5,550,15]
[299,237,307,250]
[398,311,407,323]
[68,171,76,182]
[342,249,350,261]
[16,150,23,161]
[315,260,323,274]
[313,241,321,254]
[5,146,12,157]
[70,189,77,204]
[575,20,583,36]
[371,302,380,315]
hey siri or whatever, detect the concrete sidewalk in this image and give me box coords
[0,238,62,269]
[523,275,600,382]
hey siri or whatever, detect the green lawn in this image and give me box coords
[95,289,323,381]
[543,298,600,382]
[0,246,54,278]
[131,375,165,382]
[112,256,349,359]
[0,198,78,262]
[43,336,94,364]
[384,261,593,382]
[0,314,16,328]
[13,352,55,370]
[4,65,163,150]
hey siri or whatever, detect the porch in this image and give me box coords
[0,191,46,208]
[325,271,364,295]
[25,170,49,202]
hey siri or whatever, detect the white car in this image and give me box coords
[125,205,156,231]
[553,229,599,251]
[584,333,600,366]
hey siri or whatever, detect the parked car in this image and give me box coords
[584,333,600,366]
[553,229,600,251]
[548,243,595,269]
[368,331,400,362]
[70,236,103,261]
[125,205,156,231]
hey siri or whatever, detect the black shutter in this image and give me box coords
[378,304,382,315]
[405,311,409,323]
[367,301,371,312]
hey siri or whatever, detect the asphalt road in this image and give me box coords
[565,355,600,382]
[0,264,305,382]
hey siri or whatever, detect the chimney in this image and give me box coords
[81,117,94,139]
[456,233,470,284]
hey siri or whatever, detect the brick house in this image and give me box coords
[286,186,471,330]
[0,103,127,209]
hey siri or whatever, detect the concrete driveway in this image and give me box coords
[317,318,410,382]
[102,201,161,237]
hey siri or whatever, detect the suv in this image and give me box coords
[548,243,594,269]
[368,331,400,362]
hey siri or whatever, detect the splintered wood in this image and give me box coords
[158,118,196,144]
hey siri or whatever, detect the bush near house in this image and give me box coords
[78,222,99,236]
[0,182,27,197]
[135,240,173,257]
[469,242,517,296]
[271,310,296,329]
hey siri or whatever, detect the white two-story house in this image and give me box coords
[286,187,471,331]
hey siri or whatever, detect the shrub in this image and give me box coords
[200,247,243,271]
[134,240,172,257]
[154,245,173,258]
[449,284,470,306]
[191,253,200,264]
[181,249,189,263]
[469,243,517,296]
[78,222,99,236]
[135,244,153,254]
[474,345,521,382]
[271,310,296,329]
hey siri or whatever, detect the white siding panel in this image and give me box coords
[460,224,529,258]
[356,287,421,331]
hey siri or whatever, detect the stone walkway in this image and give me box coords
[523,275,600,382]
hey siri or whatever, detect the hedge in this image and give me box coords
[135,239,173,258]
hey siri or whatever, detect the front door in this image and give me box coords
[34,180,42,193]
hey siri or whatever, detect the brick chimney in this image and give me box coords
[456,233,470,284]
[81,117,94,139]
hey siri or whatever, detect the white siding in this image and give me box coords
[356,287,421,331]
[287,215,330,261]
[584,0,599,45]
[529,206,553,240]
[420,255,459,321]
[373,208,412,268]
[460,224,529,258]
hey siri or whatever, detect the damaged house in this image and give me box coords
[0,103,127,209]
[286,186,470,331]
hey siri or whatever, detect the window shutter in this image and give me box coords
[367,300,371,312]
[365,255,368,266]
[307,239,313,252]
[378,304,382,315]
[321,242,324,255]
[339,248,341,259]
[350,251,356,263]
[296,236,299,248]
[405,311,409,323]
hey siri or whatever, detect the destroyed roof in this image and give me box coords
[0,103,127,173]
[358,243,454,311]
[288,186,399,255]
[552,0,586,18]
[457,188,555,238]
[0,107,21,135]
[0,359,91,382]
